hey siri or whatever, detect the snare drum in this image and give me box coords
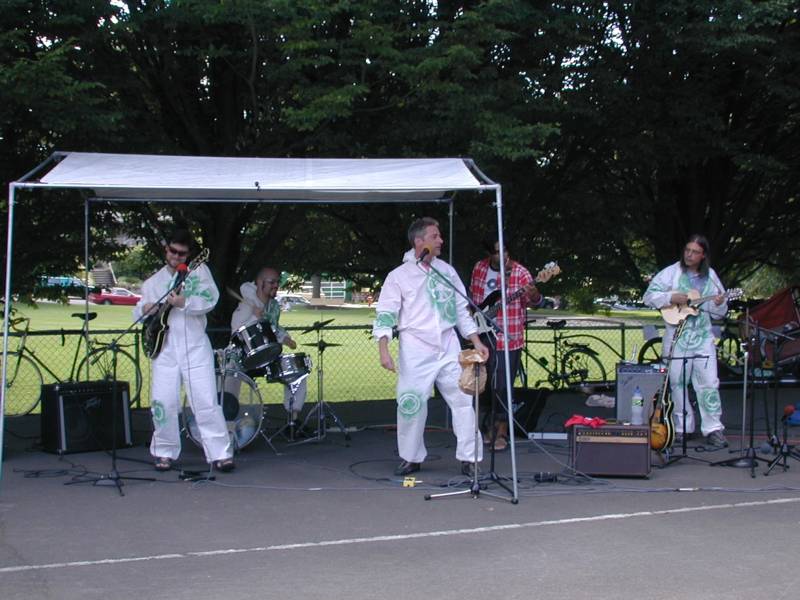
[267,353,312,384]
[231,320,281,371]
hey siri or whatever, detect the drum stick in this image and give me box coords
[227,286,264,314]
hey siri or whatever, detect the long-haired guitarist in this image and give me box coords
[643,234,729,448]
[133,229,235,472]
[469,237,545,452]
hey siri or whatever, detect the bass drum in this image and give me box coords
[183,369,263,451]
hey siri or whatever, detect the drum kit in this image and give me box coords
[183,316,347,453]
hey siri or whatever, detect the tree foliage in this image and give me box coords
[2,0,799,317]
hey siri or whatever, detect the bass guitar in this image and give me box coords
[474,262,561,334]
[660,287,743,326]
[142,248,210,359]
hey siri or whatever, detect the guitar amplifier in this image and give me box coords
[41,381,132,454]
[570,424,651,477]
[615,362,667,423]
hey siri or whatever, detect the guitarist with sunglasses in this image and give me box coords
[134,229,235,473]
[470,238,545,452]
[643,234,729,449]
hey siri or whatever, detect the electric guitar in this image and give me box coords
[473,262,561,334]
[660,287,743,326]
[142,248,210,359]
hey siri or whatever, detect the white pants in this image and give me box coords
[395,333,482,464]
[668,341,724,437]
[150,341,233,463]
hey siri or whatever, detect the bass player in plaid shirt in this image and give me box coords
[470,238,544,451]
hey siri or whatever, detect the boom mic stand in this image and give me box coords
[764,405,800,475]
[66,316,156,495]
[711,321,769,475]
[417,258,517,503]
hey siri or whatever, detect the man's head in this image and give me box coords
[680,234,710,275]
[163,229,194,270]
[255,267,280,299]
[482,236,510,271]
[408,217,443,261]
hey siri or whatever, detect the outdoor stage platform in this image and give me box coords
[2,386,800,600]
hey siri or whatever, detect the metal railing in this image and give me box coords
[3,320,657,415]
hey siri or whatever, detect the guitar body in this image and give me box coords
[660,287,743,326]
[650,386,675,450]
[142,309,171,359]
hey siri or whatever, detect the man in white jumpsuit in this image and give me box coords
[134,229,235,472]
[643,234,729,448]
[374,217,490,476]
[231,267,307,422]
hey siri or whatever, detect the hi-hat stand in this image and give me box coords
[763,405,800,475]
[296,319,351,443]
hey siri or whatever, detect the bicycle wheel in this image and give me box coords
[717,332,743,377]
[561,348,607,387]
[2,353,44,415]
[638,337,663,364]
[76,347,143,407]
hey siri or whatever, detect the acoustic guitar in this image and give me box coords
[660,287,743,326]
[142,248,210,359]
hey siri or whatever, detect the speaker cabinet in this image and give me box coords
[570,424,651,477]
[615,363,668,423]
[41,381,132,454]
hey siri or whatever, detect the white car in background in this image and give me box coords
[278,294,311,311]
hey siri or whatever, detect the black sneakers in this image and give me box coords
[706,430,729,448]
[394,460,421,476]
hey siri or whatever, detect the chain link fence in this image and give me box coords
[3,319,659,415]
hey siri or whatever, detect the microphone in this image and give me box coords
[175,263,189,288]
[417,245,433,263]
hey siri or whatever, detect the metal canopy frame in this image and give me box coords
[1,151,517,500]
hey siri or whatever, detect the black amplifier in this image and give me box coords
[570,424,651,478]
[41,381,132,454]
[615,362,667,423]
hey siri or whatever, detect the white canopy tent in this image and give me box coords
[2,151,519,499]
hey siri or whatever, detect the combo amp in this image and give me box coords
[570,424,651,477]
[615,362,667,423]
[41,381,132,454]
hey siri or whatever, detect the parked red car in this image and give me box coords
[88,287,142,306]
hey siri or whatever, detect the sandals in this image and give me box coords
[492,436,509,452]
[153,457,172,472]
[213,458,236,473]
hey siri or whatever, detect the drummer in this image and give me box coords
[231,267,307,424]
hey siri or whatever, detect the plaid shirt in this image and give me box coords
[470,258,539,351]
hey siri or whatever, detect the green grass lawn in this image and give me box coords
[3,301,662,416]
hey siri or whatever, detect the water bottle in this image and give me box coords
[630,386,644,425]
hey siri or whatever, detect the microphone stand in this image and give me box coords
[665,351,713,466]
[416,257,516,504]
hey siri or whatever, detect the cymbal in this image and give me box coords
[301,318,335,334]
[302,341,342,350]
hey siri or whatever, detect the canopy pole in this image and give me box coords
[494,185,519,502]
[448,200,454,264]
[1,184,19,483]
[83,198,91,376]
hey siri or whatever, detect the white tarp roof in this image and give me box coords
[22,152,495,203]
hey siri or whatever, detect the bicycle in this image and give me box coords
[2,311,142,415]
[523,319,609,389]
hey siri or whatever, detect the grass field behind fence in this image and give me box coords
[3,302,662,415]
